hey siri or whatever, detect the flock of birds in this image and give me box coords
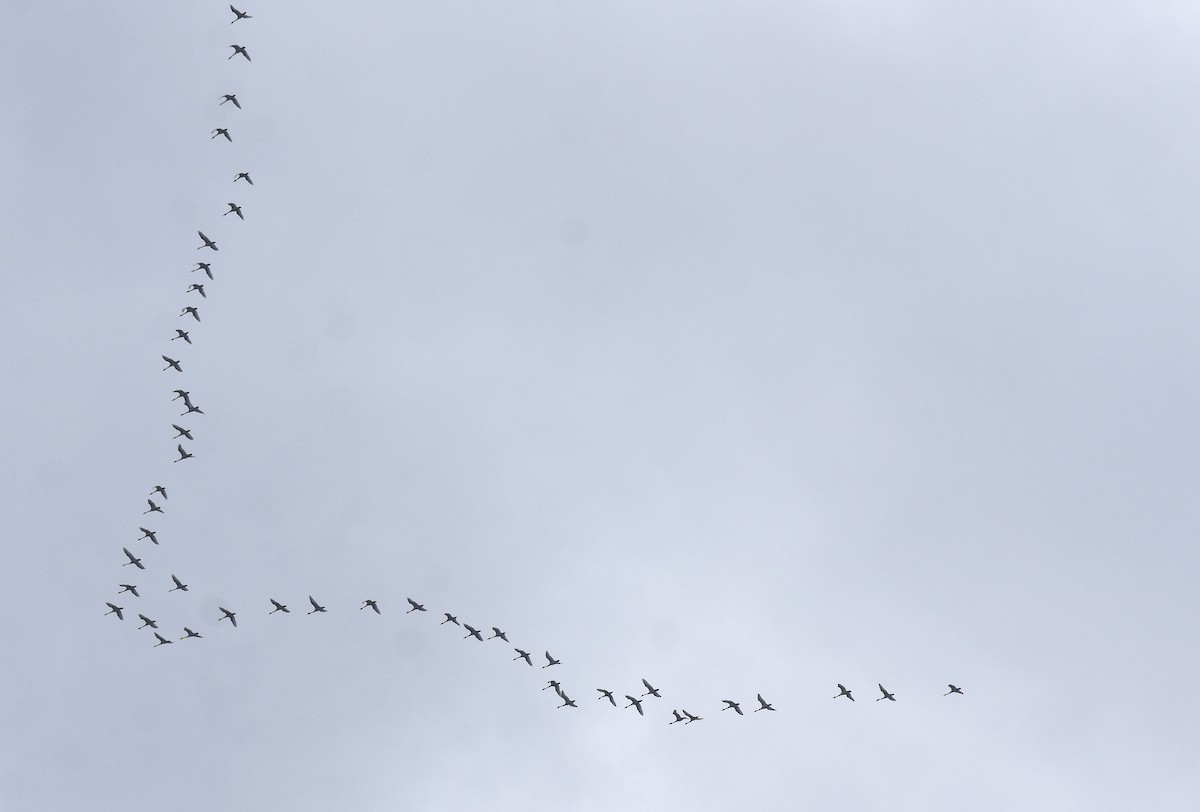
[105,4,967,724]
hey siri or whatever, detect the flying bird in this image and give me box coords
[269,598,289,614]
[121,548,144,570]
[754,694,776,712]
[171,389,191,403]
[489,627,508,642]
[462,624,484,641]
[624,696,644,716]
[211,128,232,142]
[557,693,577,709]
[137,527,158,545]
[543,680,562,695]
[542,651,561,668]
[171,425,193,441]
[188,283,206,298]
[307,596,327,614]
[118,584,139,598]
[641,678,662,698]
[169,574,188,592]
[192,262,213,279]
[137,614,158,630]
[834,684,854,702]
[229,44,251,62]
[361,599,380,614]
[721,700,743,715]
[144,499,164,515]
[181,627,202,639]
[234,172,253,185]
[877,684,896,702]
[197,231,218,251]
[513,649,533,666]
[181,306,201,322]
[224,203,243,220]
[153,633,173,647]
[174,444,193,463]
[441,613,459,625]
[405,598,426,613]
[669,710,685,725]
[150,485,167,500]
[230,5,252,22]
[220,94,241,108]
[171,331,192,349]
[682,710,702,724]
[105,603,124,620]
[218,607,238,627]
[181,403,205,416]
[945,684,964,696]
[161,356,182,373]
[597,689,617,706]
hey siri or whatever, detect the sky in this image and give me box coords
[3,1,1200,809]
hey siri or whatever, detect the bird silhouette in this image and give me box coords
[211,128,232,142]
[834,684,854,701]
[234,172,253,185]
[196,231,218,251]
[721,700,743,715]
[641,678,662,698]
[143,499,163,515]
[229,44,251,62]
[181,306,201,322]
[181,402,204,417]
[230,5,251,22]
[877,684,896,702]
[405,598,426,613]
[169,574,188,592]
[624,696,644,716]
[171,425,193,441]
[181,627,202,639]
[754,694,775,712]
[489,627,509,642]
[557,693,578,709]
[441,613,459,625]
[361,600,380,614]
[153,633,173,647]
[173,444,193,463]
[542,651,561,668]
[192,263,213,279]
[669,710,685,725]
[682,710,702,724]
[224,203,243,220]
[220,94,241,108]
[543,680,563,695]
[121,548,144,570]
[137,614,158,630]
[137,527,158,545]
[188,283,206,298]
[307,596,327,614]
[269,598,289,614]
[161,356,182,373]
[171,389,191,403]
[105,603,124,620]
[945,684,964,696]
[513,648,533,666]
[118,584,139,598]
[172,330,192,346]
[150,485,167,501]
[218,607,238,627]
[462,624,484,641]
[597,689,616,706]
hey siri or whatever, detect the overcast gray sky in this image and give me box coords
[3,1,1199,809]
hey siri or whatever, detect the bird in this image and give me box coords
[834,684,854,701]
[137,527,158,545]
[641,678,662,699]
[462,624,484,641]
[754,693,775,712]
[542,651,561,668]
[181,306,201,322]
[721,700,743,715]
[489,627,509,642]
[624,696,645,716]
[169,574,188,592]
[153,633,173,647]
[181,403,205,416]
[682,710,702,724]
[877,684,896,702]
[197,231,218,251]
[543,680,562,694]
[220,94,241,109]
[122,548,144,569]
[171,389,191,403]
[181,627,202,639]
[211,128,232,142]
[224,203,243,220]
[945,684,964,696]
[105,603,124,620]
[307,596,327,614]
[161,356,182,373]
[597,689,617,706]
[557,693,578,709]
[406,598,426,613]
[234,172,253,185]
[173,444,193,463]
[118,584,139,597]
[440,613,459,625]
[192,262,213,279]
[150,485,167,500]
[137,614,158,630]
[361,599,380,614]
[229,44,251,62]
[230,5,251,22]
[171,425,193,441]
[172,329,192,344]
[669,710,685,725]
[218,607,238,627]
[188,283,206,298]
[513,649,533,666]
[143,499,164,515]
[269,598,289,614]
